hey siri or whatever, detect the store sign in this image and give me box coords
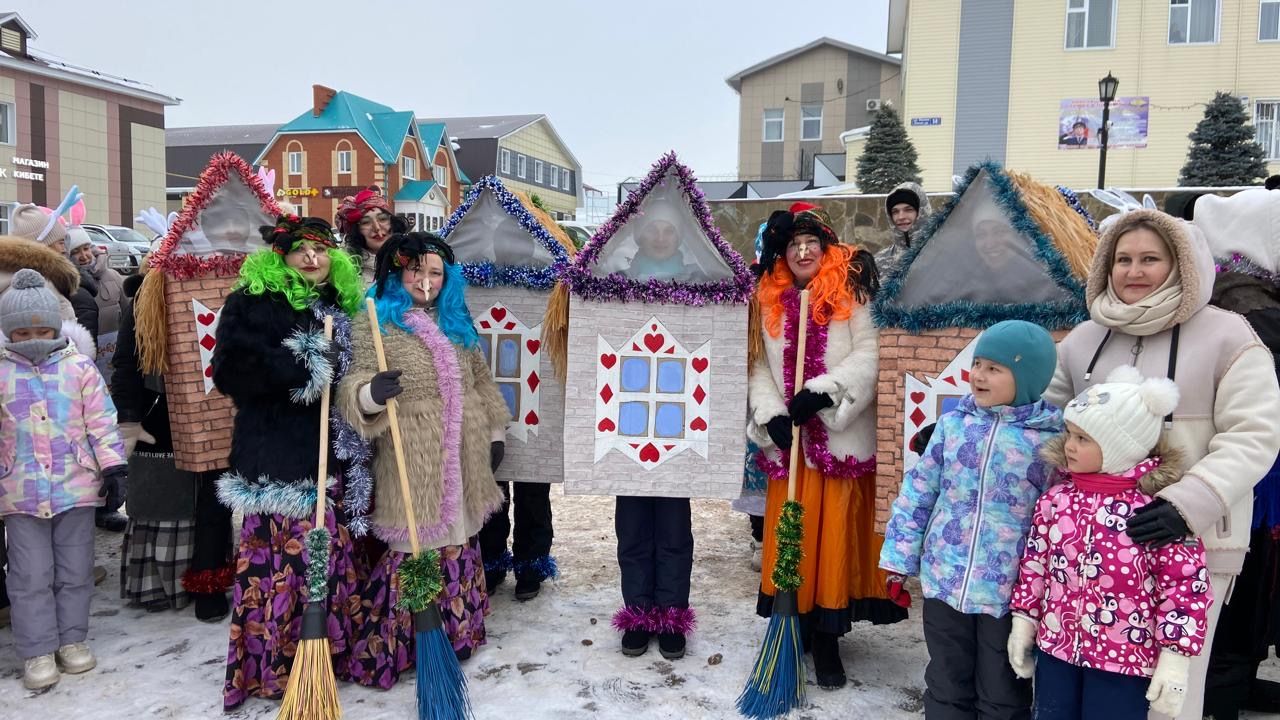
[277,187,319,198]
[321,185,365,198]
[4,156,49,182]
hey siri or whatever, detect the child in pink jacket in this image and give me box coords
[1008,366,1212,719]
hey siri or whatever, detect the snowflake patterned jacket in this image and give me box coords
[0,343,126,518]
[879,395,1061,616]
[1009,436,1212,677]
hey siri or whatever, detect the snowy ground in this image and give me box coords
[1,489,1277,719]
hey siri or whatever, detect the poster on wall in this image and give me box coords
[1057,96,1149,150]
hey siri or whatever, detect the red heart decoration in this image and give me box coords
[200,334,216,351]
[910,391,926,404]
[692,357,708,373]
[491,307,507,322]
[204,365,213,378]
[525,410,539,426]
[689,417,707,431]
[197,312,216,326]
[639,443,660,463]
[526,339,540,354]
[600,353,617,369]
[597,418,615,432]
[643,333,665,353]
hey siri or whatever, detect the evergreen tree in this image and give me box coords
[1178,92,1268,187]
[855,104,922,193]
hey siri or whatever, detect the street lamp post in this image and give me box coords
[1097,71,1119,189]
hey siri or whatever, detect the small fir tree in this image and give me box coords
[1178,92,1268,187]
[855,104,923,193]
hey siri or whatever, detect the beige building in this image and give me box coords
[887,0,1280,191]
[728,37,902,182]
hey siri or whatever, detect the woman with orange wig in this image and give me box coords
[747,202,907,690]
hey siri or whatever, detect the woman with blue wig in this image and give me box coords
[337,232,508,677]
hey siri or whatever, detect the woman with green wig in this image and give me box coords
[211,214,372,710]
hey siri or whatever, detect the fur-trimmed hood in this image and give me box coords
[1086,209,1216,328]
[0,235,80,298]
[1040,434,1187,495]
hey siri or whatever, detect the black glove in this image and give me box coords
[765,415,793,451]
[788,388,834,425]
[910,423,937,455]
[490,441,505,473]
[1126,498,1191,548]
[99,466,128,513]
[368,369,404,405]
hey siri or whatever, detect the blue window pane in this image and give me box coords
[654,403,684,438]
[497,383,518,419]
[620,357,651,392]
[939,395,961,416]
[656,359,685,393]
[497,337,520,378]
[619,402,649,436]
[479,334,493,363]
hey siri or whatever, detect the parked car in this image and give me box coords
[558,221,599,249]
[77,224,148,275]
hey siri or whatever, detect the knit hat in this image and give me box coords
[66,228,93,253]
[1064,365,1180,474]
[10,204,66,247]
[973,320,1057,406]
[885,188,921,213]
[0,268,64,335]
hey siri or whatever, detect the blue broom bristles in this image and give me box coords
[736,613,806,719]
[415,625,473,720]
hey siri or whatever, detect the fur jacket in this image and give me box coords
[337,309,507,550]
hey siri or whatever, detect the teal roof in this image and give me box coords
[395,180,437,202]
[417,122,447,155]
[276,91,415,164]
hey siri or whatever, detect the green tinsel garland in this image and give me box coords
[770,501,805,593]
[396,549,444,614]
[304,527,331,603]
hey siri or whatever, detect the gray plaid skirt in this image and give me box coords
[120,519,195,609]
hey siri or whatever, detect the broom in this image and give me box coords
[365,297,473,720]
[737,289,811,720]
[277,315,342,720]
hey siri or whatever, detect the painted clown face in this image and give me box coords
[359,209,394,253]
[786,232,824,286]
[401,252,445,306]
[284,240,332,284]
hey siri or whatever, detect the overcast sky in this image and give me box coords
[22,1,889,191]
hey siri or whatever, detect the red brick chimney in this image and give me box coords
[312,85,337,117]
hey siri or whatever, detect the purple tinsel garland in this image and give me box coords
[611,605,697,635]
[564,152,754,306]
[754,289,877,480]
[311,303,375,536]
[441,175,571,291]
[1216,252,1280,285]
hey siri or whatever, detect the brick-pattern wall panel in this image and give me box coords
[562,299,748,499]
[470,287,564,484]
[162,275,237,473]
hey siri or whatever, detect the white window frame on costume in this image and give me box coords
[801,104,823,141]
[287,150,303,175]
[402,156,417,180]
[1255,100,1280,160]
[500,148,511,174]
[763,108,784,142]
[1262,0,1280,41]
[1065,0,1116,49]
[517,154,527,179]
[337,149,352,174]
[615,354,689,442]
[1168,0,1219,44]
[0,101,14,145]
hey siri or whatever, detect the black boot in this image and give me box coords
[811,631,846,690]
[514,573,541,601]
[194,592,230,623]
[658,633,686,660]
[621,629,650,657]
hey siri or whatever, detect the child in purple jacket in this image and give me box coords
[1008,366,1213,719]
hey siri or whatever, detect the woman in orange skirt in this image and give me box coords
[747,203,907,690]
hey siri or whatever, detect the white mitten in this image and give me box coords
[1006,615,1038,679]
[1145,649,1190,717]
[120,422,156,457]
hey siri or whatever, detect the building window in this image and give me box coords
[517,154,527,179]
[563,169,571,191]
[0,204,9,235]
[1065,0,1115,48]
[433,164,446,185]
[337,149,352,174]
[1169,0,1219,44]
[1256,100,1280,160]
[287,150,303,175]
[402,156,417,180]
[549,165,559,188]
[1262,0,1280,40]
[500,148,511,174]
[0,102,13,145]
[763,108,784,142]
[801,104,823,141]
[534,160,544,183]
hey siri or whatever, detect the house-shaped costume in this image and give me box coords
[439,174,575,593]
[134,152,279,472]
[870,162,1097,530]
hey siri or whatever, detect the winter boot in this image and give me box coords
[621,630,650,657]
[23,654,59,690]
[514,573,542,601]
[749,539,762,571]
[811,631,846,690]
[658,633,686,660]
[194,592,230,623]
[55,643,96,674]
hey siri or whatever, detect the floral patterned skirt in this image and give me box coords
[222,509,359,710]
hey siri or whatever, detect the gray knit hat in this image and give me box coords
[10,203,66,247]
[0,269,63,335]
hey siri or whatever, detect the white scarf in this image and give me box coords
[1089,263,1183,337]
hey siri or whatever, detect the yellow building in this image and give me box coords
[885,0,1280,191]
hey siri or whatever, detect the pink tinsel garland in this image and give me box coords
[611,605,697,635]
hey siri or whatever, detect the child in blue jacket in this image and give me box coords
[879,320,1062,720]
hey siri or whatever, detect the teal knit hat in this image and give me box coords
[973,320,1057,406]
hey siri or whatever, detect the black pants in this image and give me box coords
[748,514,764,543]
[922,599,1031,720]
[615,496,693,609]
[1034,652,1149,720]
[1204,526,1280,719]
[478,481,554,577]
[191,472,233,581]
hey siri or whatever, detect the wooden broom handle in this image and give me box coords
[364,298,422,559]
[786,290,811,504]
[315,315,333,529]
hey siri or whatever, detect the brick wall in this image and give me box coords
[162,274,237,472]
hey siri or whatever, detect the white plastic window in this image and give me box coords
[1065,0,1115,49]
[402,156,417,180]
[1256,101,1280,159]
[801,104,822,141]
[0,101,14,145]
[535,160,544,184]
[763,108,784,142]
[1169,0,1218,43]
[500,148,511,174]
[517,154,527,179]
[287,151,302,175]
[550,165,560,188]
[1262,0,1280,40]
[446,188,557,267]
[337,150,352,174]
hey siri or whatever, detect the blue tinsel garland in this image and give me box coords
[311,302,375,537]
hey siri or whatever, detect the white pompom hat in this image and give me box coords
[1064,365,1180,474]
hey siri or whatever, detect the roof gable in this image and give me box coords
[725,37,900,93]
[274,91,415,164]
